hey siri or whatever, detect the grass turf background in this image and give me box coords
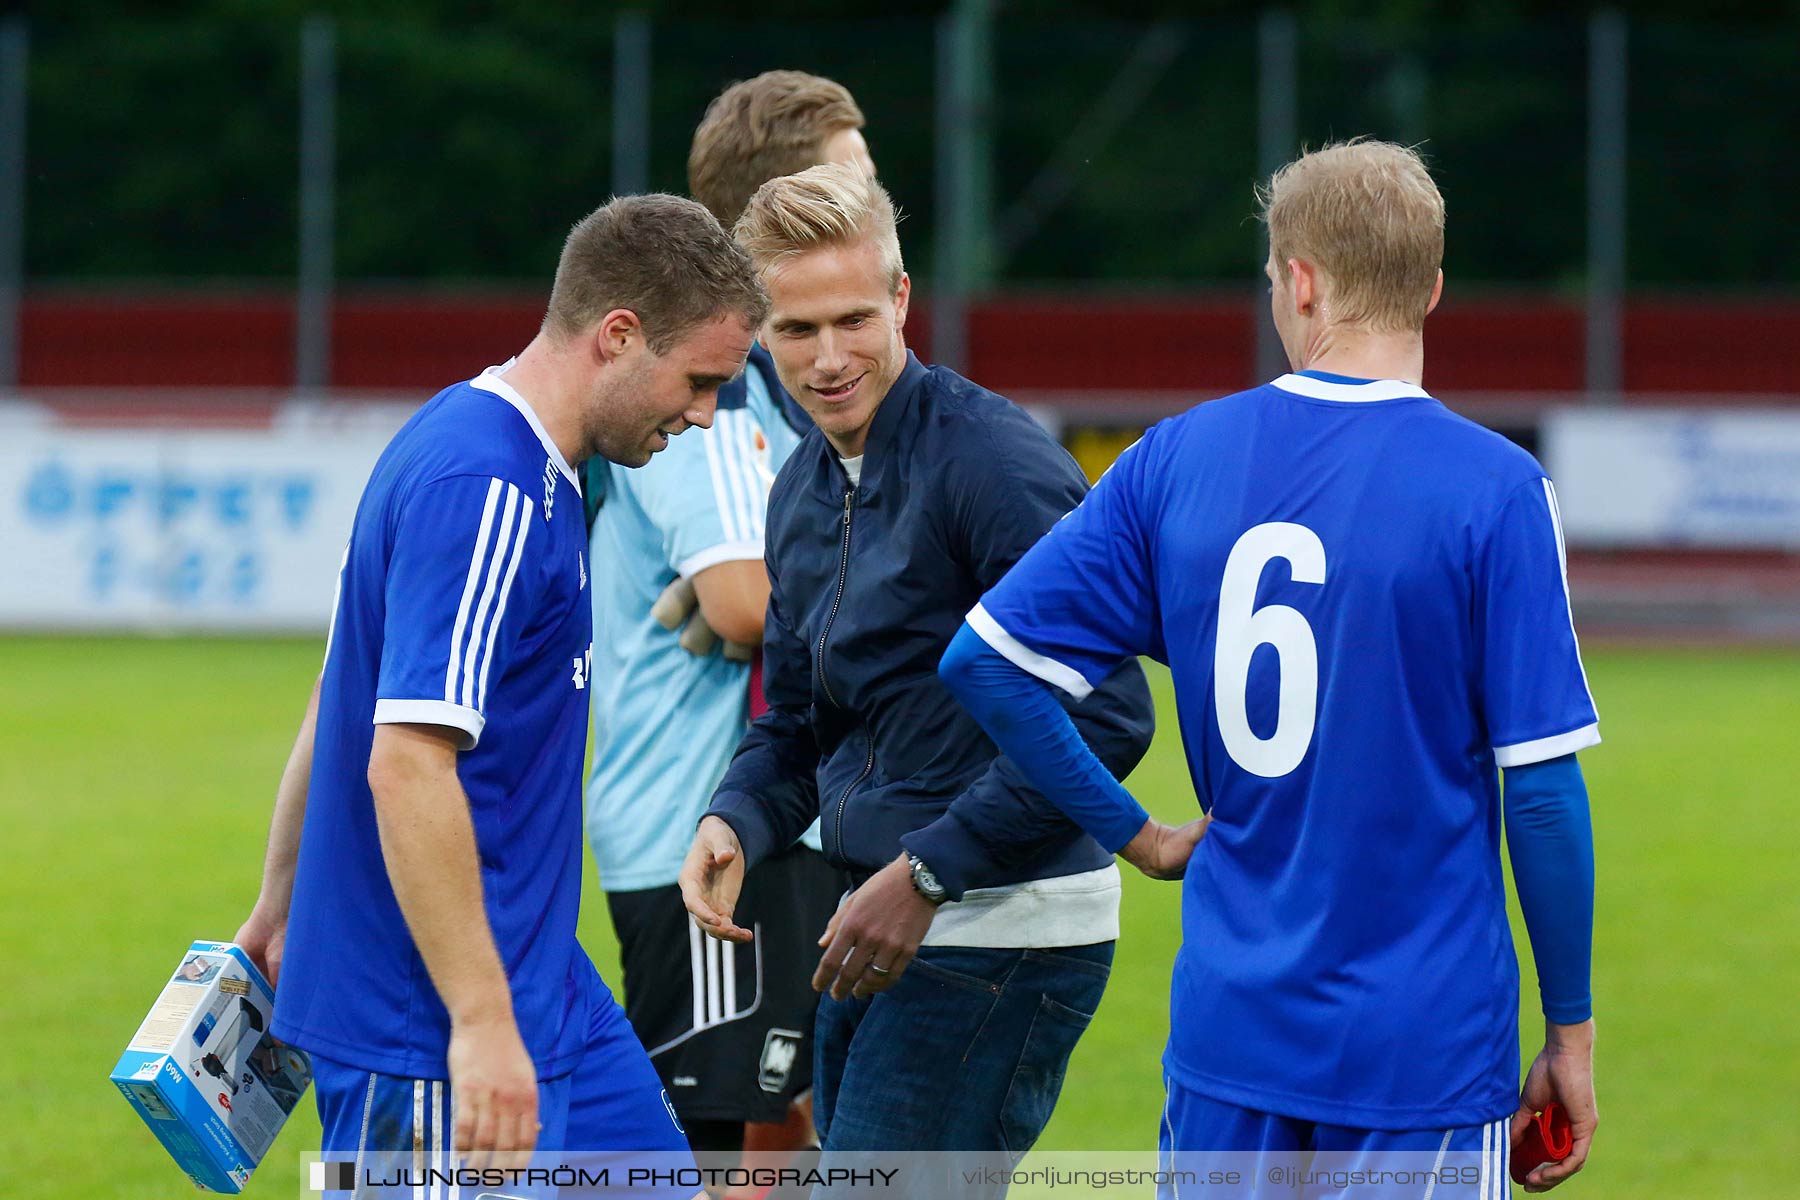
[1,637,1795,1198]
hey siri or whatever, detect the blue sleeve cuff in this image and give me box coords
[1543,997,1594,1026]
[1080,798,1150,855]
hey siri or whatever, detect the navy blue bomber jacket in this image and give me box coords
[705,351,1155,900]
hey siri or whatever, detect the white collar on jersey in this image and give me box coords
[468,359,581,490]
[1271,373,1431,403]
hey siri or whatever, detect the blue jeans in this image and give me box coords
[813,941,1113,1160]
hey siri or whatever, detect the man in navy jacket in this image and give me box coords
[678,163,1199,1162]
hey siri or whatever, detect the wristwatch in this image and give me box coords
[907,853,949,906]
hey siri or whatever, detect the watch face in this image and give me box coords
[911,858,946,901]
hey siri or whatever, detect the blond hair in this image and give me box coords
[1259,140,1445,333]
[688,71,867,228]
[733,162,904,291]
[542,193,768,353]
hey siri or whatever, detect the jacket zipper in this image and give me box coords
[817,487,871,859]
[835,735,876,862]
[815,488,855,708]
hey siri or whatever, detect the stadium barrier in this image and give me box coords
[0,399,409,632]
[4,398,1798,636]
[1543,408,1800,550]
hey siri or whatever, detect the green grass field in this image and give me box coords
[2,637,1796,1198]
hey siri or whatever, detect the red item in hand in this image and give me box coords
[1511,1102,1574,1183]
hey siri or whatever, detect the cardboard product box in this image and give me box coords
[111,941,313,1193]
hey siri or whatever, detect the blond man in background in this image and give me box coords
[582,72,871,1184]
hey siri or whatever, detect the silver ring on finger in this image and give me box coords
[867,963,892,976]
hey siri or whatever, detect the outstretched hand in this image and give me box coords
[679,816,753,943]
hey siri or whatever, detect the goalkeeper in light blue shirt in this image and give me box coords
[943,141,1600,1196]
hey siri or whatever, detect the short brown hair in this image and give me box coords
[1259,139,1445,333]
[542,194,768,352]
[734,162,903,293]
[688,71,866,228]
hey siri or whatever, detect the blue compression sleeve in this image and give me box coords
[1503,753,1596,1024]
[939,622,1150,853]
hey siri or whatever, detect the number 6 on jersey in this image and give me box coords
[1214,522,1326,778]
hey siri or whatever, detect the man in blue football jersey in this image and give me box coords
[941,141,1599,1195]
[585,71,873,1167]
[232,194,766,1192]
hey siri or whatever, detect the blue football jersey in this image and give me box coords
[275,363,607,1080]
[585,353,814,892]
[972,370,1599,1129]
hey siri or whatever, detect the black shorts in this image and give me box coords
[606,843,848,1125]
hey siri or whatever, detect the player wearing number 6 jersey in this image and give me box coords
[942,141,1600,1196]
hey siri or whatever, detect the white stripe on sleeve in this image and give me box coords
[459,483,521,708]
[725,410,764,542]
[748,412,775,539]
[373,698,484,747]
[1495,722,1601,767]
[716,409,749,546]
[474,487,532,712]
[965,602,1096,701]
[702,418,741,545]
[323,542,350,667]
[1543,477,1598,713]
[676,540,765,581]
[444,478,505,703]
[1489,478,1602,768]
